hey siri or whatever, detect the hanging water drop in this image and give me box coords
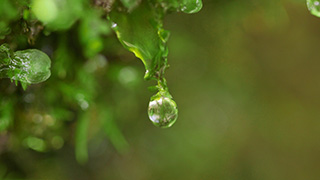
[0,44,51,85]
[307,0,320,17]
[148,91,178,128]
[108,1,183,128]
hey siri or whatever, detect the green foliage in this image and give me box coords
[0,0,21,39]
[75,112,90,164]
[0,98,13,132]
[1,0,315,179]
[109,0,201,80]
[31,0,85,30]
[0,0,202,173]
[110,1,167,80]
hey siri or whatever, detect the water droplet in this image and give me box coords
[14,49,51,84]
[307,0,320,17]
[0,44,51,85]
[148,92,178,128]
[180,0,203,14]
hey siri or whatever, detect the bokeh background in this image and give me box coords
[2,0,320,179]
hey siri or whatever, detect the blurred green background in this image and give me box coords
[2,0,320,179]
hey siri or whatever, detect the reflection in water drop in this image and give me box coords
[307,0,320,17]
[148,92,178,128]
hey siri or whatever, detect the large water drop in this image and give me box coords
[307,0,320,17]
[0,44,51,84]
[148,92,178,128]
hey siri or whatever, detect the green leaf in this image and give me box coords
[24,136,46,152]
[109,1,169,80]
[75,112,90,164]
[99,107,129,153]
[0,99,13,132]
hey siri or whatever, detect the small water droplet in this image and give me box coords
[148,92,178,128]
[307,0,320,17]
[180,0,203,14]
